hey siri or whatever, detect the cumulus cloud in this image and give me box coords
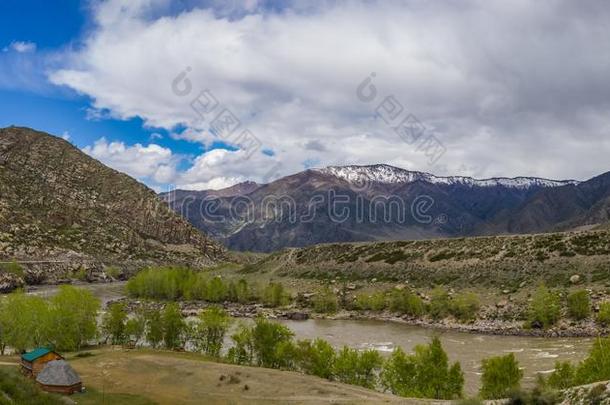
[82,138,178,185]
[53,0,610,188]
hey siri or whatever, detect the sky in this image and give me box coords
[1,0,610,191]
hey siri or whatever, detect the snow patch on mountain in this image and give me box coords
[315,165,580,189]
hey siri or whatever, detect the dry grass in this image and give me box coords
[68,348,424,405]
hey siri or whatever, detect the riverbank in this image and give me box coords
[114,296,609,338]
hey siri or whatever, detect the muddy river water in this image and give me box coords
[27,282,596,394]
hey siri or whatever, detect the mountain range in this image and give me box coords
[163,164,610,252]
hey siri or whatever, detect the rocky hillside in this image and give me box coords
[0,127,224,287]
[245,229,610,288]
[163,164,609,252]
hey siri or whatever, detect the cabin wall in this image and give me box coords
[31,353,62,376]
[38,382,82,395]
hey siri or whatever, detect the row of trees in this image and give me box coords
[0,286,100,353]
[126,267,290,307]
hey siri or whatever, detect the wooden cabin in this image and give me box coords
[36,360,82,395]
[20,348,63,377]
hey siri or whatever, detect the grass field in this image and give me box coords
[1,349,427,405]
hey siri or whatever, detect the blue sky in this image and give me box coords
[1,0,609,190]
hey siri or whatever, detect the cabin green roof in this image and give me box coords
[21,348,52,362]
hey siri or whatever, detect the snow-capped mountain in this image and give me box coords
[164,164,609,253]
[314,164,580,189]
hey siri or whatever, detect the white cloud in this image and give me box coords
[4,41,37,53]
[61,131,71,141]
[82,138,178,185]
[51,0,610,188]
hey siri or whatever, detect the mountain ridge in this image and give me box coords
[164,164,609,252]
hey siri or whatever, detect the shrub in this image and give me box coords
[262,282,290,307]
[102,302,128,344]
[381,337,464,399]
[547,361,576,389]
[355,292,386,311]
[527,285,561,328]
[161,302,186,349]
[388,289,425,317]
[195,307,232,357]
[334,346,383,389]
[574,337,610,384]
[313,286,339,313]
[296,338,336,379]
[227,323,254,365]
[429,287,451,320]
[597,302,610,326]
[479,353,523,399]
[251,317,295,368]
[567,290,590,320]
[450,292,481,322]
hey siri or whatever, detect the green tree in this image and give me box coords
[527,285,561,328]
[333,346,383,389]
[207,276,227,303]
[145,309,163,348]
[162,302,185,349]
[251,317,294,368]
[102,302,128,345]
[296,338,336,379]
[125,311,146,345]
[49,286,100,351]
[381,337,464,400]
[0,292,50,352]
[567,290,590,320]
[227,323,254,365]
[479,354,523,399]
[195,307,231,357]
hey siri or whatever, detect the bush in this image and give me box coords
[429,287,451,320]
[251,317,295,368]
[450,292,481,322]
[0,368,65,405]
[296,338,336,379]
[381,337,464,399]
[313,286,339,313]
[574,337,610,384]
[597,302,610,326]
[102,302,128,345]
[388,289,425,317]
[479,353,523,399]
[354,292,387,311]
[567,290,590,320]
[262,282,290,307]
[527,285,561,328]
[195,307,231,357]
[334,346,383,389]
[547,361,576,389]
[161,302,186,349]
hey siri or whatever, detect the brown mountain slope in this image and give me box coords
[0,126,224,283]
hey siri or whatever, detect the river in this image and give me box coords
[26,282,595,394]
